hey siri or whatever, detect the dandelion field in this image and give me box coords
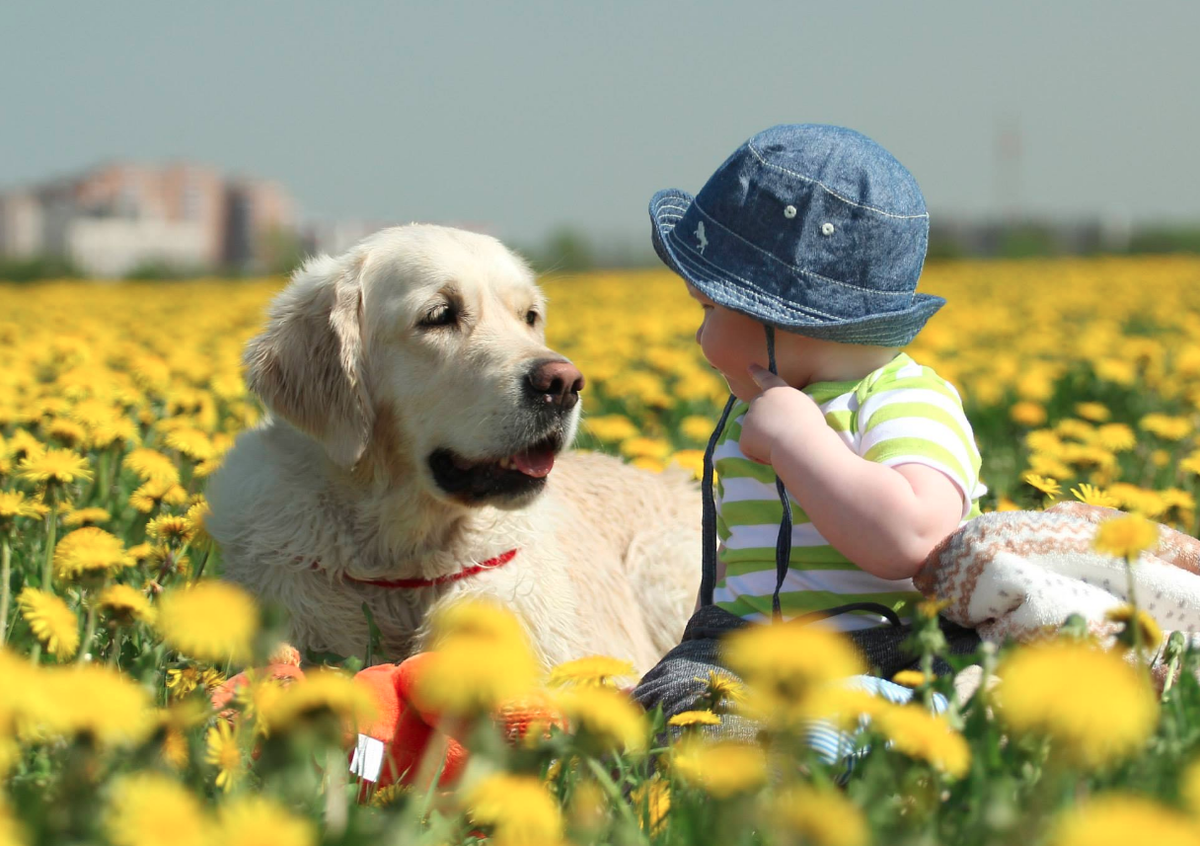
[4,256,1200,845]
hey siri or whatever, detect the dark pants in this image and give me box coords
[632,605,980,741]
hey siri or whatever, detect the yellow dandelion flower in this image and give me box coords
[145,514,195,546]
[36,664,153,746]
[467,774,565,846]
[53,526,133,581]
[160,725,189,770]
[1022,472,1061,499]
[0,490,44,524]
[553,685,647,753]
[630,456,664,473]
[258,669,376,736]
[123,449,180,484]
[583,414,640,444]
[368,784,410,808]
[1071,483,1121,509]
[185,499,215,550]
[164,427,214,461]
[670,738,767,799]
[668,710,721,727]
[17,447,92,487]
[619,436,672,461]
[165,667,203,699]
[1105,604,1164,648]
[1009,401,1047,427]
[630,777,671,837]
[547,655,635,687]
[891,669,931,688]
[235,675,288,735]
[98,584,156,626]
[771,784,870,846]
[667,449,705,480]
[157,580,259,664]
[129,479,188,513]
[692,669,747,712]
[104,772,208,846]
[62,506,111,527]
[1048,794,1200,846]
[680,415,716,442]
[916,597,951,619]
[1094,512,1160,560]
[1139,413,1193,442]
[414,639,539,718]
[212,795,316,846]
[17,588,79,660]
[722,621,864,723]
[205,720,243,792]
[1074,402,1112,423]
[871,702,970,778]
[994,496,1022,512]
[44,418,87,448]
[995,640,1157,769]
[1095,423,1137,452]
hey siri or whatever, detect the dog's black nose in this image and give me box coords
[525,359,585,410]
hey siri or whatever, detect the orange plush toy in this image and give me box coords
[211,650,562,798]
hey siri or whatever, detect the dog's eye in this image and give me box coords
[419,304,457,328]
[525,309,539,326]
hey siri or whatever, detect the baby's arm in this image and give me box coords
[769,429,963,579]
[738,366,966,580]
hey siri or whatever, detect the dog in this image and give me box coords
[206,224,702,675]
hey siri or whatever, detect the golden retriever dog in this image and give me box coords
[206,224,701,674]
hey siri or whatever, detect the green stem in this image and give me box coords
[0,536,10,646]
[1124,555,1144,664]
[76,600,98,663]
[107,627,123,666]
[41,500,59,591]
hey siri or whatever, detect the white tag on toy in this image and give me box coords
[350,734,385,782]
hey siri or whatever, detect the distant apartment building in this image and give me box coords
[0,162,295,276]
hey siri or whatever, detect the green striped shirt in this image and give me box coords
[713,352,986,631]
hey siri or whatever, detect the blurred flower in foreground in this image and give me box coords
[1048,794,1200,846]
[554,685,647,754]
[995,640,1157,769]
[467,773,565,846]
[722,620,864,723]
[670,738,767,799]
[1093,512,1160,560]
[212,795,316,846]
[547,655,634,688]
[769,784,870,846]
[415,599,539,718]
[157,580,258,664]
[105,772,208,846]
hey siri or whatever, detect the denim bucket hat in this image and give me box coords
[650,123,943,348]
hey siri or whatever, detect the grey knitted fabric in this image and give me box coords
[632,604,981,743]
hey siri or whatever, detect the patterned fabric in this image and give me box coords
[915,500,1200,687]
[713,352,987,630]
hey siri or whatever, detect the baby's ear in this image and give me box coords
[243,253,374,469]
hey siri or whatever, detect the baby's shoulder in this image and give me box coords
[857,355,965,408]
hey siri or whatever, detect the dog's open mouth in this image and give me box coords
[428,432,563,503]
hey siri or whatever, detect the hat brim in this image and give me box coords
[649,188,944,347]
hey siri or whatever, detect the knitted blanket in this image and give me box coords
[913,501,1200,668]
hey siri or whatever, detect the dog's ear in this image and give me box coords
[243,253,374,469]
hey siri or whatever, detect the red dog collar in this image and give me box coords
[306,549,518,589]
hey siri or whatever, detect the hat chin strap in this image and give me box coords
[699,325,791,620]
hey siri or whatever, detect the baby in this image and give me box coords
[634,124,986,740]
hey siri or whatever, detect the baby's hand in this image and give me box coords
[739,364,825,465]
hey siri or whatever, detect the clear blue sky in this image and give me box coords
[3,1,1197,247]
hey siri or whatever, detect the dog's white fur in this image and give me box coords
[207,225,701,675]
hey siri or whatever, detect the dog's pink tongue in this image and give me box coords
[513,448,555,478]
